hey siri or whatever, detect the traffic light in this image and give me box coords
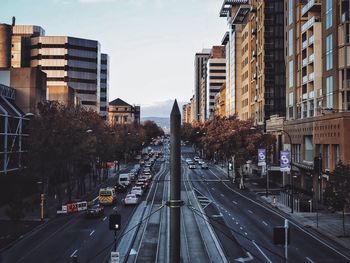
[109,213,121,230]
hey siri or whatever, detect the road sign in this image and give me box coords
[258,149,266,166]
[280,151,291,172]
[111,252,119,263]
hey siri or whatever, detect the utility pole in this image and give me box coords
[168,100,182,263]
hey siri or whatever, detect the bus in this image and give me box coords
[99,187,117,206]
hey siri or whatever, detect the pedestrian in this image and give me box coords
[273,195,276,206]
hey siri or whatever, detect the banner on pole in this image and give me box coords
[280,151,291,172]
[258,149,266,166]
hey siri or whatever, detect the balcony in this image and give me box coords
[302,40,308,49]
[309,35,314,45]
[303,75,308,84]
[309,72,315,81]
[301,0,321,17]
[302,57,308,67]
[301,16,316,32]
[308,53,314,63]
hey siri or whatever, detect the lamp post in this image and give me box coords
[278,129,294,213]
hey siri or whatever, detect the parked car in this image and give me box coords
[123,193,139,205]
[194,156,200,162]
[86,204,104,218]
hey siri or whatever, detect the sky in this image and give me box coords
[2,0,227,111]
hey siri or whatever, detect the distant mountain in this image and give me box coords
[141,117,170,134]
[141,99,186,118]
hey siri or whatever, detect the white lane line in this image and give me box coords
[103,216,107,221]
[211,187,215,191]
[240,227,243,230]
[236,222,239,225]
[232,201,238,205]
[244,232,248,236]
[262,221,268,226]
[253,241,272,263]
[220,194,225,197]
[232,217,235,220]
[248,210,253,214]
[306,257,315,263]
[208,168,350,261]
[70,249,78,258]
[113,206,117,210]
[89,230,95,236]
[92,196,99,202]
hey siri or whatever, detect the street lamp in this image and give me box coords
[278,129,295,213]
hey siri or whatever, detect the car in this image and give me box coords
[143,167,151,172]
[185,158,192,164]
[131,186,143,197]
[123,193,139,205]
[86,204,104,218]
[114,183,127,193]
[189,164,196,169]
[135,181,146,189]
[201,163,208,169]
[198,159,205,165]
[194,156,200,162]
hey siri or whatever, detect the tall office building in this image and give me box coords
[284,0,350,193]
[206,46,226,119]
[0,21,109,115]
[194,49,211,122]
[100,53,109,119]
[220,0,285,125]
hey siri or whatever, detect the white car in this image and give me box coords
[131,186,143,197]
[123,193,139,205]
[189,164,196,169]
[194,156,200,162]
[198,159,205,165]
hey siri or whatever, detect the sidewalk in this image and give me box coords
[0,164,129,251]
[215,164,350,252]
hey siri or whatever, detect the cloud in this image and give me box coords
[78,0,115,3]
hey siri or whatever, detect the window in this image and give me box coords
[304,136,313,162]
[324,145,330,169]
[325,0,332,29]
[326,34,333,70]
[288,92,294,106]
[334,144,340,166]
[326,76,333,108]
[288,60,294,88]
[288,0,293,25]
[288,29,293,56]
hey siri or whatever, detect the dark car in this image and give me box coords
[86,204,104,218]
[114,183,127,193]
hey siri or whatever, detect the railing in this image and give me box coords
[309,72,315,81]
[309,53,314,63]
[302,16,315,32]
[302,0,315,16]
[309,35,314,45]
[303,75,308,84]
[302,57,308,67]
[302,40,308,49]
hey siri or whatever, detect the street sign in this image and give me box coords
[280,151,291,172]
[258,149,266,166]
[111,252,120,263]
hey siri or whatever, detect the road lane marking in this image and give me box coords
[236,222,239,225]
[262,221,268,226]
[245,232,248,236]
[248,210,253,214]
[89,230,95,236]
[103,216,107,221]
[306,257,315,263]
[253,241,272,263]
[220,194,225,197]
[113,206,117,210]
[211,187,215,191]
[240,227,243,230]
[70,249,78,258]
[232,201,238,205]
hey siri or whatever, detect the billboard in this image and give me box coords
[258,149,266,166]
[280,150,291,172]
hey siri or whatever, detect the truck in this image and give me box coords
[98,187,117,206]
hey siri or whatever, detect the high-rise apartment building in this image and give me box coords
[206,46,226,119]
[284,0,350,195]
[100,53,109,119]
[220,0,285,125]
[194,49,211,122]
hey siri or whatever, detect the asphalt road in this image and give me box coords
[0,156,163,263]
[182,146,350,263]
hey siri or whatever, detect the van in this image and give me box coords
[119,173,131,187]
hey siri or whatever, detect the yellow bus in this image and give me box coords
[99,187,117,205]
